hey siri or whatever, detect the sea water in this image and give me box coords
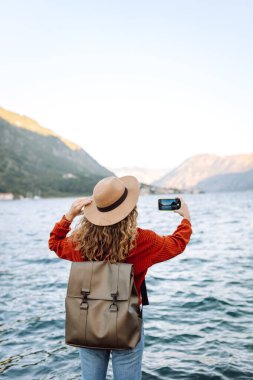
[0,192,253,379]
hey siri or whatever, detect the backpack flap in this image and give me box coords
[67,261,134,301]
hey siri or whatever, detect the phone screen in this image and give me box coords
[158,198,181,211]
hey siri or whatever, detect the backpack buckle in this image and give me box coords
[109,303,118,312]
[80,302,89,310]
[80,288,90,309]
[109,291,118,312]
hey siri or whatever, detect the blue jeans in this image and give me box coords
[79,320,145,380]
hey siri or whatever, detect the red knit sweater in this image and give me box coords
[48,215,192,305]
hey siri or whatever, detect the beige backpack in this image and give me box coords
[65,260,144,350]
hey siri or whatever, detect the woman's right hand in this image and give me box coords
[173,197,191,222]
[65,197,93,222]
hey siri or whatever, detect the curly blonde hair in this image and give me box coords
[71,206,138,263]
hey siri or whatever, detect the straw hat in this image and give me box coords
[82,176,140,226]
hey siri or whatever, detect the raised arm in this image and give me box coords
[48,196,92,261]
[133,197,192,270]
[48,215,82,261]
[149,196,192,265]
[136,218,192,268]
[149,218,192,266]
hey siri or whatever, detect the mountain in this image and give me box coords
[0,106,79,150]
[110,166,170,185]
[196,168,253,192]
[153,153,253,192]
[0,107,114,198]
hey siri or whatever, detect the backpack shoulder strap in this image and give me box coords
[110,262,120,296]
[140,278,149,305]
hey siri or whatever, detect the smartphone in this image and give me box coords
[158,198,181,211]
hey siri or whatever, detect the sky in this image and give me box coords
[1,0,252,170]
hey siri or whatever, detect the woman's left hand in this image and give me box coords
[65,197,93,222]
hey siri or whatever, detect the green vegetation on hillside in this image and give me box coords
[0,117,113,198]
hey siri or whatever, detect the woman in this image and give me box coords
[48,175,192,380]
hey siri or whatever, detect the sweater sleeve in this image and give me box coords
[48,215,83,262]
[139,218,192,268]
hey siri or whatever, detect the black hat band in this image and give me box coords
[97,187,128,212]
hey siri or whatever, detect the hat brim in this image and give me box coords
[82,176,140,226]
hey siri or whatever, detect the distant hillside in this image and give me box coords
[0,107,80,150]
[0,107,113,198]
[110,166,169,185]
[196,168,253,192]
[153,154,253,191]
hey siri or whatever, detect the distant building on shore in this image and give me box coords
[0,193,14,200]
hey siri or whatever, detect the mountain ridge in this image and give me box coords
[0,106,80,151]
[196,168,253,192]
[153,153,253,192]
[0,106,113,198]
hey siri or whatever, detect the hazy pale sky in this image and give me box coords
[1,0,252,169]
